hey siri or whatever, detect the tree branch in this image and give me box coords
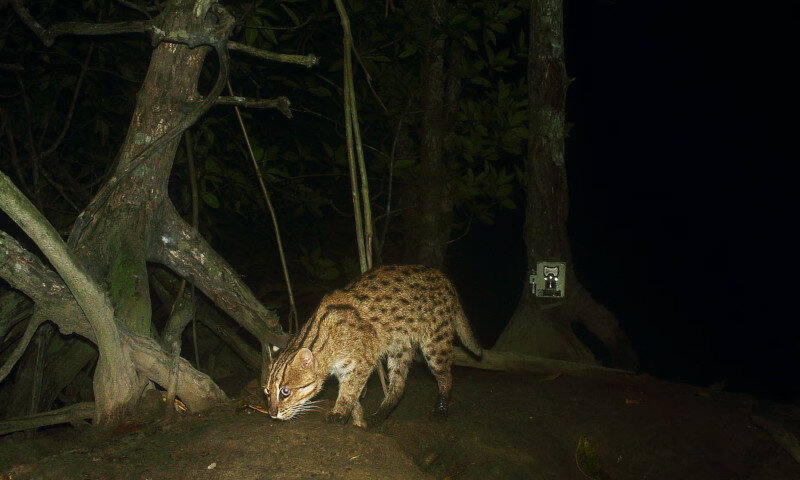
[9,0,154,47]
[37,45,94,162]
[228,41,318,67]
[0,170,124,356]
[0,313,45,384]
[125,329,224,411]
[0,291,33,343]
[151,268,261,371]
[152,203,289,348]
[215,95,292,118]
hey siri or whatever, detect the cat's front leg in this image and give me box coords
[326,365,371,427]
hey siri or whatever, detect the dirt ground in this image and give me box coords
[1,366,799,480]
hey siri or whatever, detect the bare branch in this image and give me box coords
[9,0,154,47]
[125,332,225,410]
[0,291,32,342]
[215,95,292,118]
[228,41,318,67]
[0,108,31,197]
[0,230,94,339]
[152,204,289,348]
[161,290,195,349]
[151,269,261,371]
[0,314,45,383]
[38,45,95,161]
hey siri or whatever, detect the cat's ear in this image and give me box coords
[296,348,315,369]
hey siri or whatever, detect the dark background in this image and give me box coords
[1,1,796,403]
[448,1,799,401]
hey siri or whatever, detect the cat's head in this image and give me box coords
[264,347,323,420]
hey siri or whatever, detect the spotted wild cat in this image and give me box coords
[264,265,482,428]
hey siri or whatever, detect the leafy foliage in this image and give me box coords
[1,0,530,285]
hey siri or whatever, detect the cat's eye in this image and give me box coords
[280,387,291,397]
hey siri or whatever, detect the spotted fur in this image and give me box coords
[264,265,481,427]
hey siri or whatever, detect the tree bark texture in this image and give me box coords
[0,168,140,424]
[404,0,451,268]
[494,0,636,368]
[0,231,225,412]
[150,269,262,371]
[2,0,296,424]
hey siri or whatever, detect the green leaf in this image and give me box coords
[263,28,277,44]
[280,4,301,26]
[398,44,418,58]
[308,85,332,98]
[500,198,516,209]
[575,436,609,480]
[245,28,257,46]
[464,36,478,52]
[202,192,220,209]
[483,29,497,47]
[449,13,469,26]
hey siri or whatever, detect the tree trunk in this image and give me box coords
[404,0,451,268]
[2,0,290,426]
[494,0,636,368]
[56,0,284,418]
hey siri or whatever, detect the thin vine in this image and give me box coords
[226,81,299,335]
[334,0,387,395]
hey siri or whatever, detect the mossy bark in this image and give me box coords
[2,0,286,425]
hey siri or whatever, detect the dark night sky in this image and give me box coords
[451,1,798,400]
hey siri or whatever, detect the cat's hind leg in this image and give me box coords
[421,341,453,417]
[370,349,414,426]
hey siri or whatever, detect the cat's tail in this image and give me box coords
[454,308,482,357]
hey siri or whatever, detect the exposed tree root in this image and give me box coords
[155,204,288,349]
[452,347,634,377]
[0,401,94,436]
[0,315,45,385]
[0,232,225,413]
[150,268,262,371]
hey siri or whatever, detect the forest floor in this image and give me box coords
[1,365,799,480]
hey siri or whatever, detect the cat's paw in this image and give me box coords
[325,411,351,425]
